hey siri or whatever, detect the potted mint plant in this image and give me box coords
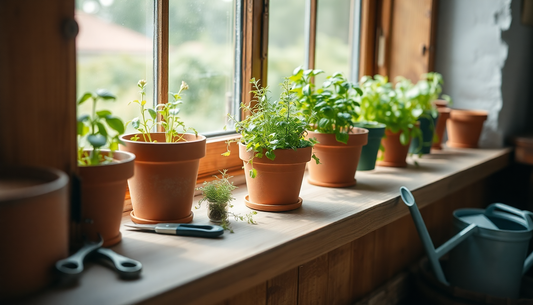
[77,89,135,247]
[291,67,368,187]
[359,75,422,167]
[226,78,317,212]
[400,72,449,155]
[120,80,206,224]
[196,170,256,233]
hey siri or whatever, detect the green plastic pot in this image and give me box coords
[354,122,386,171]
[409,112,438,155]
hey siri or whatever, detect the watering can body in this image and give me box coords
[401,186,533,299]
[446,205,533,299]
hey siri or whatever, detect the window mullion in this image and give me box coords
[349,0,362,83]
[304,0,317,71]
[154,0,169,132]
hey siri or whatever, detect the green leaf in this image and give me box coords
[77,92,93,105]
[105,116,125,134]
[400,132,409,145]
[87,134,107,148]
[77,121,88,136]
[109,141,118,151]
[96,122,108,137]
[77,114,90,123]
[312,154,320,164]
[221,151,231,157]
[131,117,140,129]
[249,168,257,178]
[169,108,180,116]
[96,110,112,118]
[303,84,311,96]
[265,150,276,160]
[335,132,349,144]
[96,89,116,100]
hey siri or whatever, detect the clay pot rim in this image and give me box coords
[120,132,206,145]
[238,143,312,164]
[78,149,135,168]
[307,127,370,135]
[437,107,451,114]
[353,121,386,130]
[450,109,488,119]
[307,129,369,147]
[432,99,449,108]
[0,166,69,203]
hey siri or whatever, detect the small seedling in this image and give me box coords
[196,170,257,233]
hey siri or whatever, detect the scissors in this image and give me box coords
[55,235,142,282]
[124,223,224,238]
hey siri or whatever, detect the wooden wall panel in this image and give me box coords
[326,243,353,304]
[298,254,329,305]
[0,0,77,175]
[267,268,298,305]
[219,178,492,305]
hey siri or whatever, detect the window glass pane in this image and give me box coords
[315,0,351,84]
[268,0,306,99]
[168,0,236,134]
[76,0,154,135]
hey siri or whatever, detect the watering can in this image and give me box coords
[400,186,533,299]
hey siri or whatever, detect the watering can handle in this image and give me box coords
[485,203,533,228]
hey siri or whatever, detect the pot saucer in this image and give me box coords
[307,177,356,188]
[244,195,302,212]
[130,210,194,224]
[376,160,407,167]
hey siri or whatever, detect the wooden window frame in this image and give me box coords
[150,0,380,184]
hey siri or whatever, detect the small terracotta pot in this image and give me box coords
[446,109,488,148]
[78,150,135,247]
[432,99,449,109]
[239,143,311,212]
[432,107,451,150]
[120,133,206,223]
[306,128,368,187]
[0,166,69,301]
[377,128,412,167]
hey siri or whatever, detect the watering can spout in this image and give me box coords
[400,187,477,286]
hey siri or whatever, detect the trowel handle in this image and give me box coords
[485,203,533,228]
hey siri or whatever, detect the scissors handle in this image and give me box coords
[96,248,142,279]
[55,237,103,276]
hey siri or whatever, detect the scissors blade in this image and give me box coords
[123,223,157,231]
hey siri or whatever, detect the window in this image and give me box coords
[76,0,366,179]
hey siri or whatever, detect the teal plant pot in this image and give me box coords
[409,113,438,155]
[354,122,386,171]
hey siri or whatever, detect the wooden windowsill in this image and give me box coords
[23,146,511,305]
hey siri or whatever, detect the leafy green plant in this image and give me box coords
[358,75,422,146]
[77,90,125,166]
[196,170,257,233]
[127,79,197,142]
[226,78,318,178]
[290,67,362,144]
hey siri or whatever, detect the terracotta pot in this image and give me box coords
[446,109,488,148]
[306,128,368,187]
[0,166,69,301]
[432,99,449,109]
[120,133,206,223]
[376,128,412,167]
[432,107,451,150]
[78,150,135,247]
[239,143,312,212]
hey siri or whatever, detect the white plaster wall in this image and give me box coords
[435,0,512,147]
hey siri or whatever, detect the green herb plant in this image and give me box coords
[77,90,125,166]
[127,79,197,143]
[290,67,362,144]
[196,170,257,233]
[358,75,422,146]
[225,78,319,178]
